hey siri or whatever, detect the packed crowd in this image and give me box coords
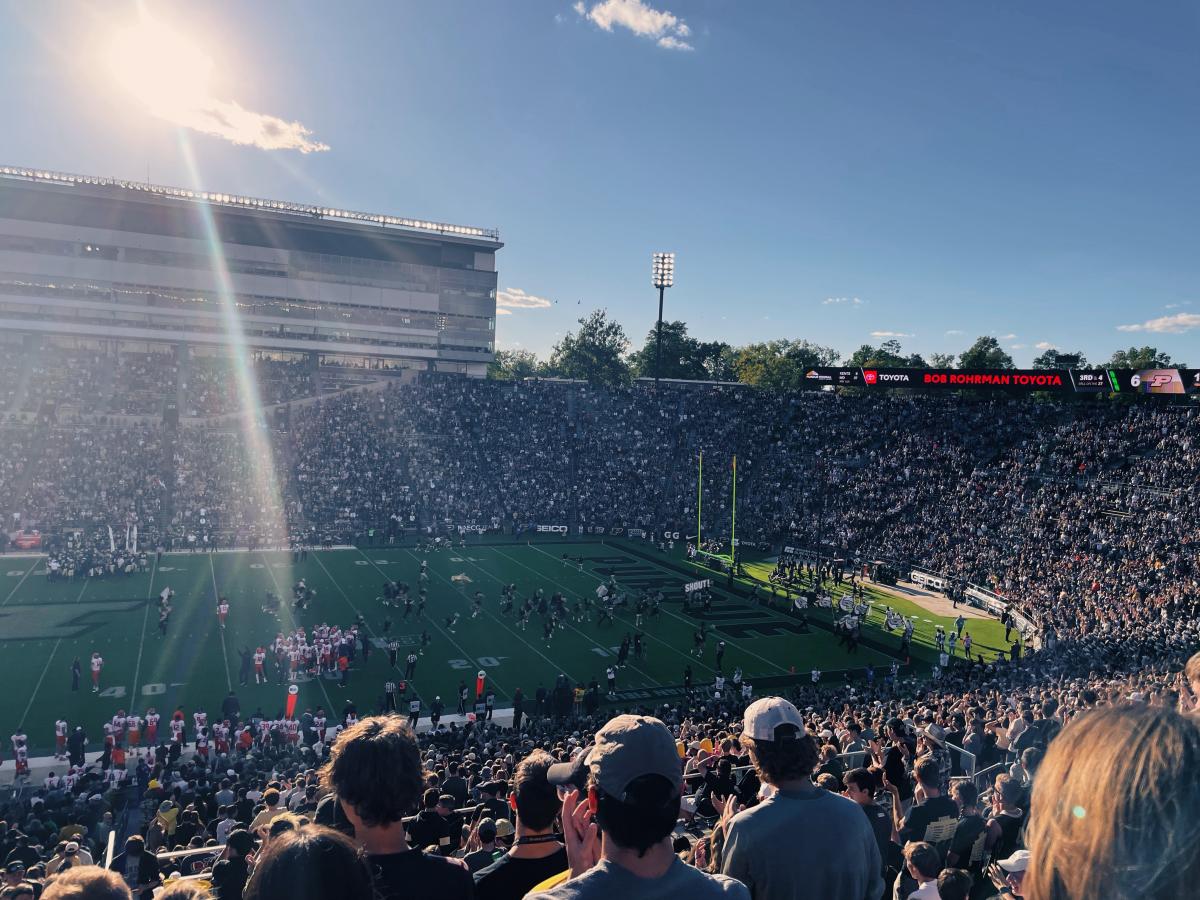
[3,646,1197,900]
[3,378,1196,679]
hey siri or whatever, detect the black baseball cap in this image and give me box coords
[546,747,592,794]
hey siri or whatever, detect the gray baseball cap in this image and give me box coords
[584,715,681,801]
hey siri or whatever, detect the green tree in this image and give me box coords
[628,320,731,381]
[487,348,544,380]
[1031,348,1088,369]
[732,339,840,391]
[1107,346,1175,368]
[957,336,1015,369]
[548,309,631,385]
[928,352,956,368]
[697,341,737,381]
[846,339,926,368]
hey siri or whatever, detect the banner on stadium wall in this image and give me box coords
[684,578,712,593]
[627,528,645,538]
[609,527,624,535]
[455,525,487,534]
[911,571,949,592]
[536,525,568,534]
[799,367,1200,395]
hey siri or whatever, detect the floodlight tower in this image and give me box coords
[651,252,675,385]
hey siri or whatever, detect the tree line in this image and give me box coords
[489,309,1182,389]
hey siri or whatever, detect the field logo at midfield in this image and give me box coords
[0,599,147,640]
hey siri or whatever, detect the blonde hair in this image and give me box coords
[1025,705,1200,900]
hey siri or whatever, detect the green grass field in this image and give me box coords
[0,539,1012,756]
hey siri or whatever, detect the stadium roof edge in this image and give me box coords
[0,165,501,244]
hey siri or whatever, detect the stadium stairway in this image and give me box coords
[3,339,34,415]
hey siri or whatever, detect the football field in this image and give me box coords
[0,539,1009,755]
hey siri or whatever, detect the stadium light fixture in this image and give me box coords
[651,252,675,386]
[0,165,500,241]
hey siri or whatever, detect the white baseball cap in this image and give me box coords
[743,697,806,741]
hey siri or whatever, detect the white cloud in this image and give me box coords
[823,296,864,306]
[497,287,554,311]
[1034,341,1056,351]
[944,329,964,336]
[575,0,693,50]
[999,333,1017,340]
[1011,344,1026,350]
[1164,301,1192,309]
[870,331,912,338]
[656,35,694,50]
[1117,312,1200,334]
[106,17,329,153]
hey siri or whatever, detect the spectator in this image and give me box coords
[720,698,882,900]
[901,842,941,899]
[209,830,254,900]
[531,714,746,899]
[475,750,567,900]
[42,867,132,900]
[243,825,372,900]
[318,716,472,900]
[108,836,160,900]
[1024,706,1200,900]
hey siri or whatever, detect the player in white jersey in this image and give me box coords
[144,709,160,744]
[169,716,186,745]
[90,652,104,692]
[217,599,230,628]
[125,712,142,752]
[110,711,127,745]
[55,719,69,759]
[254,647,267,683]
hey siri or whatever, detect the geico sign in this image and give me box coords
[536,525,567,533]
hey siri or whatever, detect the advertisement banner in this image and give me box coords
[911,571,949,592]
[535,525,568,534]
[800,367,1200,395]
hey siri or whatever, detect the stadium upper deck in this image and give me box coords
[0,166,503,376]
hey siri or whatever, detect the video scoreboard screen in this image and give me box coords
[801,367,1200,395]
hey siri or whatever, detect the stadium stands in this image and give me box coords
[2,369,1197,900]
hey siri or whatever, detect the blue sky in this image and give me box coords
[2,0,1197,364]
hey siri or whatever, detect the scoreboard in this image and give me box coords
[801,367,1200,396]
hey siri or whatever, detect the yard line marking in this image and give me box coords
[351,547,511,697]
[474,547,658,687]
[262,552,337,714]
[18,579,89,730]
[403,548,613,689]
[130,556,160,702]
[1,557,40,607]
[310,551,427,707]
[208,555,233,692]
[526,542,788,675]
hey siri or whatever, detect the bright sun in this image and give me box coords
[106,16,214,115]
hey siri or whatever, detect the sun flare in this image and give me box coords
[106,16,214,116]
